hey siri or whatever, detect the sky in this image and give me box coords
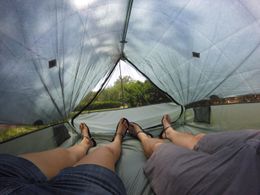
[93,60,146,91]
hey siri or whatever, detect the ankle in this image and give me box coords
[137,131,149,140]
[114,133,123,141]
[82,136,95,147]
[165,127,175,138]
[79,138,91,147]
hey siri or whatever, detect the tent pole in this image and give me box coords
[119,61,125,107]
[120,0,134,54]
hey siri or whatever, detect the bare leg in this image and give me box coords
[19,123,93,179]
[161,114,205,150]
[128,123,164,158]
[73,118,128,172]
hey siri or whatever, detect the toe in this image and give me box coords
[166,114,171,123]
[128,123,135,135]
[122,119,129,129]
[79,123,83,130]
[117,118,128,135]
[79,123,90,137]
[162,114,171,127]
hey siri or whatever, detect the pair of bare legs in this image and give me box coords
[129,114,206,158]
[19,118,128,179]
[19,115,204,179]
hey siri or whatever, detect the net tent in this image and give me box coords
[0,0,260,125]
[1,1,260,194]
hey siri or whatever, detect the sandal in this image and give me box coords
[111,118,129,142]
[80,123,97,147]
[159,115,171,139]
[128,122,153,138]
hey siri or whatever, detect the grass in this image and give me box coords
[0,126,40,142]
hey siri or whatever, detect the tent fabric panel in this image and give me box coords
[1,0,260,125]
[0,123,78,155]
[0,0,128,124]
[125,0,260,105]
[185,103,260,132]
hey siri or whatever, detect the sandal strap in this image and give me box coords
[164,125,171,131]
[111,118,129,142]
[111,132,127,142]
[115,133,125,138]
[80,123,97,147]
[136,131,143,136]
[82,135,96,147]
[129,124,153,138]
[159,125,171,139]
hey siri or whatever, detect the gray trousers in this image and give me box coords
[144,130,260,195]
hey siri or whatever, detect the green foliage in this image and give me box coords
[75,76,171,111]
[123,80,170,107]
[0,120,65,143]
[0,126,37,142]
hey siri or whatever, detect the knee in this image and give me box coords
[151,139,164,151]
[100,145,118,157]
[194,133,205,142]
[189,134,205,149]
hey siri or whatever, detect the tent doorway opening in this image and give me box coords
[74,60,173,114]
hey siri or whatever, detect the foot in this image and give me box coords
[79,123,96,147]
[128,122,153,139]
[112,118,129,142]
[160,114,172,139]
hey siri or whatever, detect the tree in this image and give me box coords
[75,76,171,111]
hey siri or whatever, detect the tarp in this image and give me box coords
[0,0,260,124]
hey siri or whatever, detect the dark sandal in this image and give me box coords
[80,123,97,147]
[128,122,153,138]
[159,125,171,139]
[159,115,171,139]
[111,118,129,142]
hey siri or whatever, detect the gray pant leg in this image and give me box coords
[194,129,260,154]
